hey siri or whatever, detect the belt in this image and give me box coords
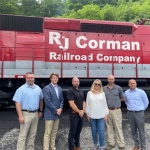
[70,111,77,113]
[22,109,38,113]
[128,110,143,113]
[109,107,120,110]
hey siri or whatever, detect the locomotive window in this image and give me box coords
[0,14,43,32]
[81,23,132,34]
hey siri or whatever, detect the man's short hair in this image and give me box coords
[50,73,59,79]
[26,72,34,75]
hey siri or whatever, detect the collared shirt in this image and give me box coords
[51,83,58,98]
[67,87,85,111]
[124,88,149,111]
[12,83,43,111]
[103,84,124,108]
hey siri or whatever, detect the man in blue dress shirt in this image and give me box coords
[124,79,149,150]
[13,72,43,150]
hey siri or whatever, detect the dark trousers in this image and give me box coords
[68,113,83,150]
[127,111,146,150]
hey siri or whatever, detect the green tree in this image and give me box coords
[62,4,102,20]
[0,0,18,14]
[18,0,41,16]
[39,0,64,17]
[101,4,116,21]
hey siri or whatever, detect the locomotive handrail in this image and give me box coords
[0,46,144,79]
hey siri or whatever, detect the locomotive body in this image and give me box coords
[0,14,150,108]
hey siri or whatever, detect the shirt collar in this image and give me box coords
[107,84,116,89]
[25,83,36,88]
[129,87,137,91]
[51,83,57,87]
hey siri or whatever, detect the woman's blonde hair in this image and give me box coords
[90,79,103,92]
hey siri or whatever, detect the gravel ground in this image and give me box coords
[0,108,150,150]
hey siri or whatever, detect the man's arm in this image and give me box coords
[141,90,149,110]
[82,101,86,112]
[119,86,124,101]
[57,88,64,116]
[15,102,24,124]
[39,99,43,112]
[120,97,125,101]
[68,101,81,113]
[38,99,43,118]
[80,101,86,118]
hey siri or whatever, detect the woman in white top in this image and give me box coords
[86,79,109,150]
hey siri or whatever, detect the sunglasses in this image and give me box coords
[94,83,101,86]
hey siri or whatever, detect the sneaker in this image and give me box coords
[105,145,115,150]
[119,147,125,150]
[92,145,99,150]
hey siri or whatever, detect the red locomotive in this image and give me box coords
[0,14,150,108]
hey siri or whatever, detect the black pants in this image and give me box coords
[68,113,83,150]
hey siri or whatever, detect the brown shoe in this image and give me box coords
[74,146,81,150]
[133,147,139,150]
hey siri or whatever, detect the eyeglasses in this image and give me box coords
[94,83,101,86]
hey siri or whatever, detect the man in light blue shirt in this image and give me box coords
[13,72,43,150]
[124,79,149,150]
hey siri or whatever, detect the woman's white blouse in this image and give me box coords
[86,91,109,119]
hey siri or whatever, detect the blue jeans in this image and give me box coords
[90,118,105,147]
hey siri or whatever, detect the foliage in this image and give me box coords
[18,0,41,16]
[0,0,150,25]
[62,4,102,20]
[0,0,19,14]
[39,0,65,17]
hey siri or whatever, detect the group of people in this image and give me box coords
[12,72,149,150]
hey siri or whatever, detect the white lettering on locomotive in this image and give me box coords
[50,52,140,63]
[49,32,140,51]
[50,52,93,61]
[49,32,69,50]
[96,54,140,63]
[76,36,140,50]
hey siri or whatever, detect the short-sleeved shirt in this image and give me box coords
[12,83,43,111]
[103,84,124,108]
[67,87,85,111]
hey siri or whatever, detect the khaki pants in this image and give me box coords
[43,119,60,150]
[106,108,125,147]
[17,111,38,150]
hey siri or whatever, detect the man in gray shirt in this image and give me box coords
[103,75,125,150]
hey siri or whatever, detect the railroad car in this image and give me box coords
[0,14,150,109]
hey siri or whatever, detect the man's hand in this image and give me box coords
[38,112,43,118]
[19,116,24,124]
[56,108,62,115]
[79,110,84,118]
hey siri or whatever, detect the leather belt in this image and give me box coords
[109,107,120,110]
[71,111,77,113]
[22,109,38,113]
[128,110,143,113]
